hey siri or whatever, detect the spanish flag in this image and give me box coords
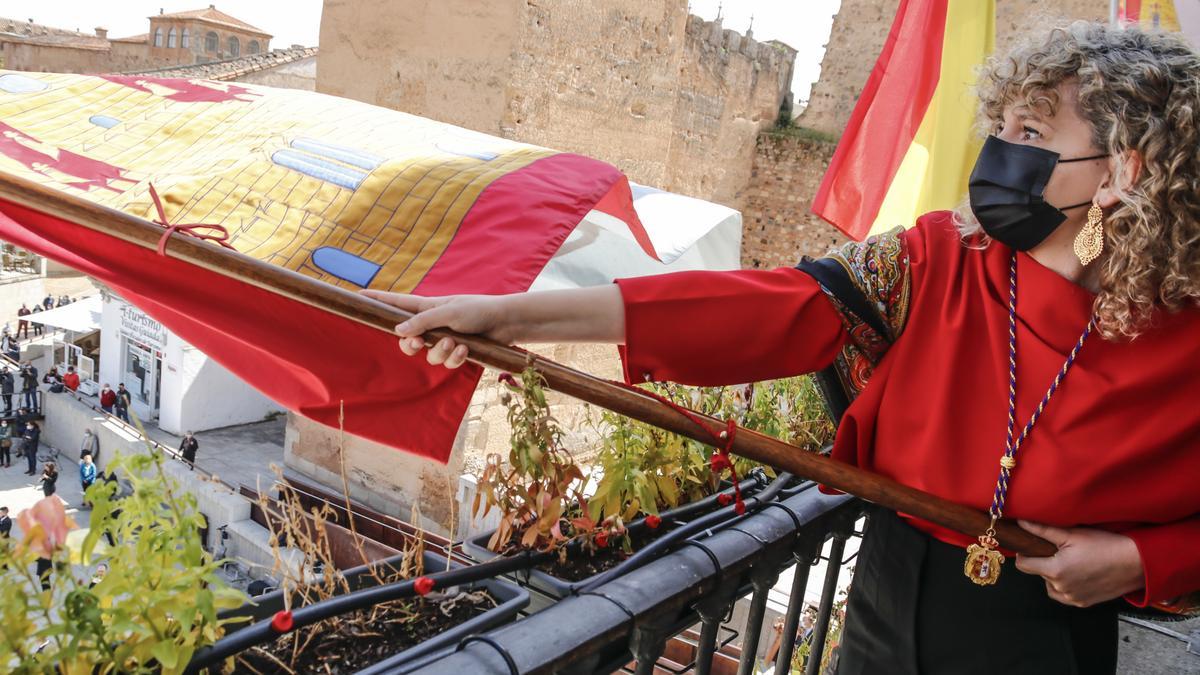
[1120,0,1181,30]
[0,71,653,461]
[812,0,995,240]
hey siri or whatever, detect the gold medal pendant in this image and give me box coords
[964,534,1004,586]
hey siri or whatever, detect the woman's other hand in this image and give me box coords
[1014,519,1145,607]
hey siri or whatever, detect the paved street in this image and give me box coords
[0,441,90,541]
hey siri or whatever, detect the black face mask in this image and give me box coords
[968,135,1107,250]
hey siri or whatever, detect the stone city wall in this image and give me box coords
[740,130,846,270]
[316,0,795,205]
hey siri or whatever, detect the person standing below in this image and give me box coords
[62,366,79,392]
[79,454,96,507]
[42,366,62,393]
[79,428,99,465]
[89,562,107,588]
[1,366,13,416]
[22,421,39,475]
[0,506,10,538]
[114,383,131,422]
[180,431,199,467]
[19,362,37,411]
[0,419,11,468]
[98,383,116,414]
[38,461,57,497]
[16,304,30,340]
[28,305,42,337]
[35,556,51,591]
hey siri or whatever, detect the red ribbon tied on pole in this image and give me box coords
[147,183,237,256]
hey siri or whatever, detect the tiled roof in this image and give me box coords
[122,45,316,81]
[0,17,110,50]
[111,33,149,44]
[154,6,271,37]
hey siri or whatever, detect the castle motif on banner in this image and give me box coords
[0,70,571,292]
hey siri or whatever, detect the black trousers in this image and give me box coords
[35,557,53,590]
[837,506,1119,675]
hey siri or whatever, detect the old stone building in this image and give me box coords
[317,0,797,208]
[0,5,273,74]
[145,5,272,63]
[0,19,151,73]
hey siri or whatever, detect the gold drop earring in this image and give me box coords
[1074,203,1105,265]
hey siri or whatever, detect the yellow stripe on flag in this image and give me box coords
[869,0,995,235]
[1137,1,1181,30]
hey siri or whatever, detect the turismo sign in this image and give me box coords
[118,304,167,351]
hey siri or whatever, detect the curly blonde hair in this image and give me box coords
[957,22,1200,339]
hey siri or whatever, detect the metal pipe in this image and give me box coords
[735,580,773,675]
[775,559,814,673]
[804,534,846,675]
[694,616,722,675]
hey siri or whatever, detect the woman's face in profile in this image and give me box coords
[996,80,1109,212]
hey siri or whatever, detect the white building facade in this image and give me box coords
[98,291,283,434]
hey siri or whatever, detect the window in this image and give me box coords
[181,28,190,48]
[167,27,177,48]
[228,36,240,57]
[248,40,260,54]
[153,28,163,47]
[205,31,218,53]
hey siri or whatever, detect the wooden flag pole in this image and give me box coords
[0,172,1057,557]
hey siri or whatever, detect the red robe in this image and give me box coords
[615,211,1200,607]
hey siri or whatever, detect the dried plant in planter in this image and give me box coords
[473,361,596,558]
[232,433,496,673]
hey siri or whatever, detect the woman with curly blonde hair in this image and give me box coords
[366,21,1200,674]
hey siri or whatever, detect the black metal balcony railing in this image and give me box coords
[396,483,866,675]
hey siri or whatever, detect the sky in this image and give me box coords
[10,1,841,104]
[688,0,842,105]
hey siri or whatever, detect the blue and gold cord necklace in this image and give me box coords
[964,252,1095,586]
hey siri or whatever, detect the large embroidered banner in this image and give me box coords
[0,70,651,461]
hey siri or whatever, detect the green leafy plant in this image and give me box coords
[0,450,245,674]
[588,376,835,523]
